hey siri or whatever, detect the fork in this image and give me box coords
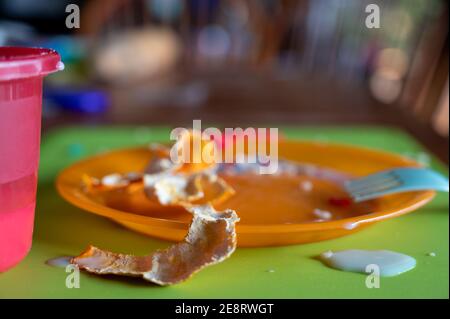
[344,167,449,202]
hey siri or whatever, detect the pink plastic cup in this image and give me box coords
[0,47,61,272]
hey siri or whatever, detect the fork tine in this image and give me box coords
[352,183,417,201]
[346,176,397,192]
[345,178,392,191]
[346,171,396,186]
[352,189,397,202]
[346,167,449,202]
[349,180,402,197]
[345,175,399,193]
[346,171,402,202]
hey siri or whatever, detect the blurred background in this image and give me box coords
[0,0,448,162]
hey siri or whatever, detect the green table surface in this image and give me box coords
[0,126,448,298]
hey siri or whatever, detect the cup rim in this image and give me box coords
[0,46,62,81]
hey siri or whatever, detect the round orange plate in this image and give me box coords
[56,140,435,247]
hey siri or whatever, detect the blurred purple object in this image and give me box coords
[44,87,110,114]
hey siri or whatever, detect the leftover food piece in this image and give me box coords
[71,205,239,285]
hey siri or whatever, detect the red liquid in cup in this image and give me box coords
[0,47,61,272]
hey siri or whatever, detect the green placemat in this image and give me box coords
[0,125,448,298]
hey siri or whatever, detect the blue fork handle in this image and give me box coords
[393,168,449,192]
[348,167,449,202]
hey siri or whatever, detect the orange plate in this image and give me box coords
[56,140,435,247]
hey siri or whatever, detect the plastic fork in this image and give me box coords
[344,167,449,202]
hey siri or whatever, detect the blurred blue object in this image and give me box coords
[40,36,86,63]
[44,87,110,114]
[0,21,36,46]
[148,0,183,22]
[67,143,85,159]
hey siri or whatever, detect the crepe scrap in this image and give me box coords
[143,172,235,206]
[141,141,234,206]
[82,172,143,192]
[144,173,204,205]
[171,130,219,174]
[82,141,235,207]
[76,136,239,285]
[145,143,180,174]
[191,173,235,205]
[81,143,173,191]
[71,204,239,285]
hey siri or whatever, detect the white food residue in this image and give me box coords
[101,173,126,186]
[300,180,313,192]
[313,209,332,220]
[319,249,416,277]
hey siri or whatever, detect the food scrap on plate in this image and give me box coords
[71,205,239,286]
[73,131,239,285]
